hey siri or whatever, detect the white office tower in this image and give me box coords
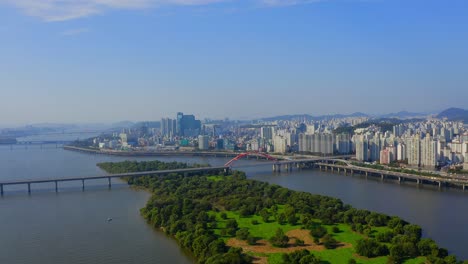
[355,135,369,161]
[198,135,209,150]
[408,134,421,166]
[397,142,407,161]
[421,136,437,167]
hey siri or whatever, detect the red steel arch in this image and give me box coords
[224,152,277,167]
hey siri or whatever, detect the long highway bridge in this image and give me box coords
[312,162,468,190]
[2,152,467,195]
[0,166,229,195]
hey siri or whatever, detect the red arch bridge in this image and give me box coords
[224,152,278,167]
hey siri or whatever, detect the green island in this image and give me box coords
[97,160,466,264]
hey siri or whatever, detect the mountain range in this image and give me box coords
[437,108,468,122]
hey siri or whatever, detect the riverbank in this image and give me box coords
[64,145,241,158]
[98,160,465,264]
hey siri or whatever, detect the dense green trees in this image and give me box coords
[281,250,321,264]
[269,228,289,248]
[355,238,389,258]
[98,160,464,264]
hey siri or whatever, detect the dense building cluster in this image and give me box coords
[354,120,468,168]
[90,113,468,169]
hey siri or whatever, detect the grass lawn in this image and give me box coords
[208,208,427,264]
[211,210,300,240]
[206,175,225,182]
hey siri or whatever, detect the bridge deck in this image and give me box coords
[0,166,228,185]
[316,163,468,185]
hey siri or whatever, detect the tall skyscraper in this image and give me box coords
[408,134,421,166]
[161,118,176,138]
[369,135,382,162]
[176,112,201,137]
[355,135,369,161]
[335,133,351,154]
[397,142,406,161]
[176,112,184,136]
[421,135,437,167]
[261,127,275,141]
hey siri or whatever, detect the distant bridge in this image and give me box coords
[313,162,468,190]
[0,166,229,195]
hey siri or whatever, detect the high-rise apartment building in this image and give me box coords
[408,134,421,166]
[261,127,275,141]
[421,136,437,167]
[397,142,406,161]
[335,133,351,154]
[355,135,369,161]
[161,118,177,138]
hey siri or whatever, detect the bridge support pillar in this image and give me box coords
[398,177,401,182]
[28,183,31,194]
[272,164,280,172]
[438,181,442,188]
[416,179,420,185]
[0,184,3,196]
[365,172,368,178]
[463,184,466,191]
[82,179,85,191]
[108,177,112,188]
[55,181,58,192]
[381,174,384,180]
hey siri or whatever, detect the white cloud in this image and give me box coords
[2,0,224,22]
[2,0,330,22]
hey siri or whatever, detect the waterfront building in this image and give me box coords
[298,133,307,152]
[380,149,390,164]
[161,118,177,138]
[273,135,288,153]
[335,133,351,154]
[198,135,209,150]
[464,153,468,170]
[176,113,201,137]
[397,142,407,161]
[261,127,275,141]
[408,134,421,166]
[421,136,437,167]
[369,135,382,162]
[355,135,369,161]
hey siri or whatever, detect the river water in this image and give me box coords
[0,145,466,263]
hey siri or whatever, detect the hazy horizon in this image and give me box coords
[1,0,468,125]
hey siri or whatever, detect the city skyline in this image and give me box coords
[1,0,468,125]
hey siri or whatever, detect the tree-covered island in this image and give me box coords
[97,160,466,264]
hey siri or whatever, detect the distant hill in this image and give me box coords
[378,111,428,119]
[437,108,468,122]
[259,112,369,122]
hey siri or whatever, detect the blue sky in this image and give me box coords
[1,0,467,125]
